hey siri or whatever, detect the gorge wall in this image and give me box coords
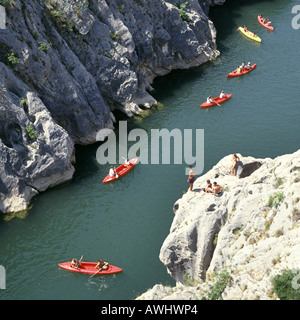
[137,150,300,300]
[0,0,221,213]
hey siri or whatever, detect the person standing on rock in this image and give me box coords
[187,165,195,191]
[231,154,240,176]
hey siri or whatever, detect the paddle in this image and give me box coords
[207,97,220,107]
[90,263,107,278]
[90,268,101,278]
[78,255,83,267]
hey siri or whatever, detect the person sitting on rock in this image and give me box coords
[212,182,224,195]
[202,180,213,194]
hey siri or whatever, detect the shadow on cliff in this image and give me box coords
[209,0,276,52]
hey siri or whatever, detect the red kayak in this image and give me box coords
[227,64,257,78]
[200,94,232,109]
[58,262,123,275]
[103,157,139,183]
[257,15,274,31]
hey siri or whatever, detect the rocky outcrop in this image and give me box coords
[0,0,220,213]
[0,64,75,213]
[0,0,219,143]
[0,63,74,212]
[137,150,300,299]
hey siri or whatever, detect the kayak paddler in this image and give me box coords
[219,91,226,98]
[207,96,213,104]
[71,258,80,269]
[109,166,115,177]
[109,166,119,178]
[236,66,242,73]
[124,158,130,167]
[95,259,108,270]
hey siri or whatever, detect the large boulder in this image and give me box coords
[0,64,75,213]
[145,150,300,299]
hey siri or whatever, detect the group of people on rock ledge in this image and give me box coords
[187,154,241,194]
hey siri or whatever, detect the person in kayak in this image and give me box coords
[109,166,117,177]
[207,96,213,104]
[95,259,108,270]
[243,25,248,32]
[212,182,224,196]
[187,165,195,191]
[246,62,251,69]
[124,158,130,167]
[71,258,80,269]
[219,91,226,98]
[236,66,242,73]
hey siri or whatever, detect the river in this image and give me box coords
[1,0,299,300]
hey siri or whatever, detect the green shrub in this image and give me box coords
[202,268,231,300]
[183,272,198,287]
[273,174,285,188]
[38,41,52,53]
[110,31,120,41]
[175,2,189,22]
[26,125,37,140]
[273,269,300,300]
[20,97,27,107]
[7,50,20,66]
[267,192,284,208]
[1,0,12,8]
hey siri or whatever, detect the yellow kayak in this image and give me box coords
[238,27,261,43]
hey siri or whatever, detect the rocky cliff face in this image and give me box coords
[0,0,220,213]
[137,150,300,300]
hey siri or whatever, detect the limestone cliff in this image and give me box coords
[137,150,300,300]
[0,0,219,213]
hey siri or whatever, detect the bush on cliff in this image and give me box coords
[273,269,300,300]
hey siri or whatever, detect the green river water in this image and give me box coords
[1,0,300,300]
